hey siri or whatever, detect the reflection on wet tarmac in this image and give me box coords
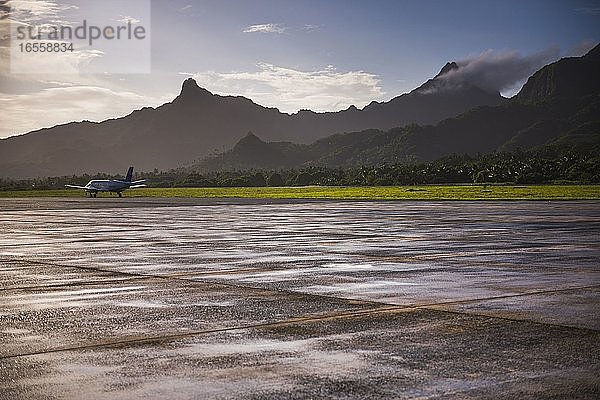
[0,199,598,399]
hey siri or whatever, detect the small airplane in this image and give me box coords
[65,167,147,197]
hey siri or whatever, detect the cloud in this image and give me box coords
[9,48,105,74]
[0,86,164,138]
[179,5,193,12]
[0,1,157,138]
[7,0,78,23]
[438,47,561,95]
[0,2,8,20]
[2,0,96,73]
[243,23,287,34]
[303,24,321,32]
[115,15,141,24]
[189,63,385,113]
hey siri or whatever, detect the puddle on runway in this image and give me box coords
[1,200,599,399]
[1,200,599,327]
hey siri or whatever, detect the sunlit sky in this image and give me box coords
[0,0,599,138]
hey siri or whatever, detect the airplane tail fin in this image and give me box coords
[125,167,134,182]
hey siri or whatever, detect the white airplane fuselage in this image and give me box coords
[65,167,146,197]
[85,179,135,192]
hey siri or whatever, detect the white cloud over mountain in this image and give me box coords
[243,23,287,34]
[190,63,385,113]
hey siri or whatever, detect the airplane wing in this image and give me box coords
[65,184,89,190]
[128,184,147,189]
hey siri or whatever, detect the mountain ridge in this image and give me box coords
[193,45,600,171]
[0,53,568,178]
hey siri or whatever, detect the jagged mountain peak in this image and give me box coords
[233,131,267,151]
[412,61,500,98]
[435,61,459,78]
[179,78,213,98]
[240,131,263,142]
[515,43,600,105]
[0,59,515,178]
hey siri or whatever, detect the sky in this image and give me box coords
[0,0,599,139]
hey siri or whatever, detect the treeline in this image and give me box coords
[1,150,599,190]
[0,172,123,191]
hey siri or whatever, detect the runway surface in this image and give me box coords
[1,198,599,399]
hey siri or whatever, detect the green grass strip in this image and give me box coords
[1,185,599,200]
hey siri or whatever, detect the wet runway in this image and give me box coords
[1,198,599,399]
